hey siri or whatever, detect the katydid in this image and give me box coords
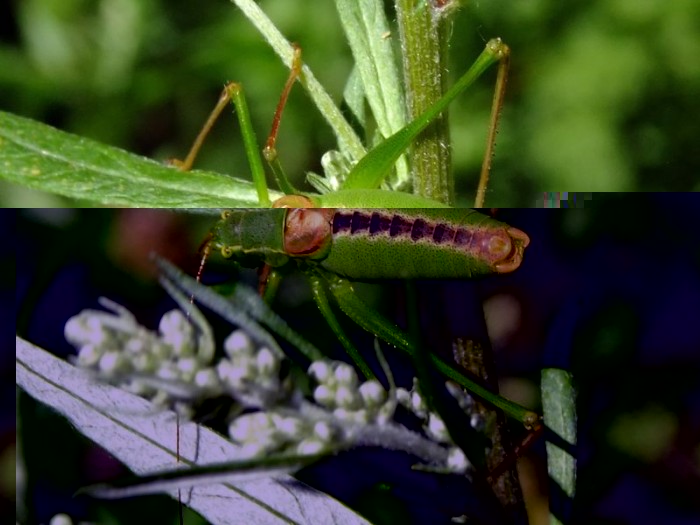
[168,29,536,518]
[175,32,532,423]
[197,206,533,426]
[209,207,529,279]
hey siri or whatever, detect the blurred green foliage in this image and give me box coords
[1,0,699,206]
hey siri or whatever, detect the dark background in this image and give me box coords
[2,0,700,207]
[13,197,700,524]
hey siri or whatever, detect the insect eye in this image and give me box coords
[283,208,334,256]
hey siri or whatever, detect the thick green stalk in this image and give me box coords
[395,0,455,205]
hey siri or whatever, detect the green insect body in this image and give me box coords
[210,208,529,279]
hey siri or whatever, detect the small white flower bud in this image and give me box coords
[375,408,392,425]
[194,368,219,390]
[271,414,305,439]
[313,421,333,442]
[334,363,358,387]
[359,380,386,407]
[125,337,146,354]
[98,350,126,376]
[150,341,171,360]
[177,356,198,375]
[470,413,485,432]
[333,407,351,421]
[239,441,266,459]
[156,361,179,381]
[427,413,449,442]
[313,384,335,407]
[308,360,332,383]
[217,358,255,389]
[335,385,361,409]
[159,310,194,356]
[131,352,154,372]
[228,412,272,442]
[445,381,474,412]
[216,359,234,380]
[396,387,411,406]
[296,438,326,455]
[76,344,102,367]
[447,447,469,474]
[50,513,74,525]
[224,330,254,357]
[411,391,426,415]
[256,347,279,376]
[333,407,368,425]
[65,314,109,347]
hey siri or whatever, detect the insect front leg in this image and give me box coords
[340,38,510,207]
[262,44,304,196]
[172,81,271,207]
[173,44,305,210]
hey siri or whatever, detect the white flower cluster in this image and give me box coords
[65,298,221,413]
[308,360,390,425]
[216,329,286,409]
[226,359,395,460]
[227,410,333,459]
[63,300,360,460]
[64,299,475,473]
[395,378,480,474]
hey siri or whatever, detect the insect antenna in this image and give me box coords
[168,232,212,524]
[195,233,213,286]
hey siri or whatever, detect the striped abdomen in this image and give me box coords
[285,209,529,279]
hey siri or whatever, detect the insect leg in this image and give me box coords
[307,272,374,380]
[322,271,538,426]
[174,82,270,206]
[475,43,511,208]
[263,44,304,195]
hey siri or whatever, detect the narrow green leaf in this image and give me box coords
[0,111,279,207]
[230,0,365,162]
[342,66,366,127]
[334,0,408,187]
[156,257,324,362]
[541,367,577,521]
[341,40,504,191]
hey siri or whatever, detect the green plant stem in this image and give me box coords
[395,0,454,205]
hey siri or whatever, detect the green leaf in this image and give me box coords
[0,111,280,207]
[334,0,409,188]
[156,257,324,363]
[541,367,577,522]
